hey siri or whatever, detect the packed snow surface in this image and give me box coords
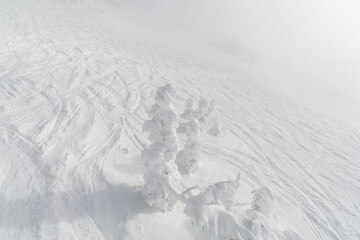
[1,0,359,239]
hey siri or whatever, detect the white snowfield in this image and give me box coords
[1,0,360,239]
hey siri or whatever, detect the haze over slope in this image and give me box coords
[0,0,359,239]
[111,0,360,129]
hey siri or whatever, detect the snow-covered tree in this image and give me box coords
[180,98,195,120]
[193,97,210,135]
[206,100,221,136]
[175,119,202,175]
[142,161,182,211]
[141,83,182,211]
[176,98,221,175]
[191,98,221,136]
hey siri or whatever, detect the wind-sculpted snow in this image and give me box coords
[1,0,360,239]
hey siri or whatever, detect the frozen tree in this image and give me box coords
[141,84,179,166]
[193,98,209,119]
[142,162,182,211]
[191,98,221,136]
[193,97,210,135]
[176,98,221,175]
[206,100,221,136]
[206,99,216,117]
[180,98,195,120]
[141,83,182,211]
[208,114,221,136]
[175,119,202,175]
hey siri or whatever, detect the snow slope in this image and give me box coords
[1,0,359,239]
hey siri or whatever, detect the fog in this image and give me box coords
[115,0,360,127]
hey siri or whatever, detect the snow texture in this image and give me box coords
[1,0,359,239]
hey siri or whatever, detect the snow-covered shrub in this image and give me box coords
[141,83,182,211]
[184,178,240,219]
[142,162,182,211]
[184,182,303,240]
[175,119,202,175]
[242,208,274,240]
[241,187,275,238]
[240,187,303,240]
[183,178,252,240]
